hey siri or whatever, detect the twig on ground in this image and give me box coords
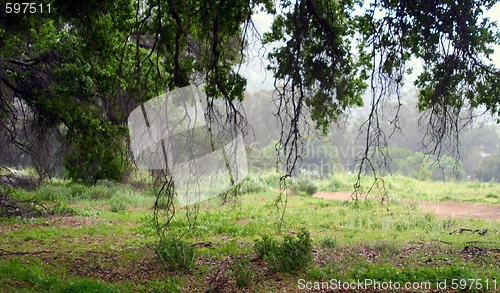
[449,228,488,235]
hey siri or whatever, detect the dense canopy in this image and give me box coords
[1,0,500,188]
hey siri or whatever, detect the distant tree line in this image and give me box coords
[244,90,500,182]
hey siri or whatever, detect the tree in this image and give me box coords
[0,0,142,181]
[262,0,500,208]
[474,152,500,182]
[2,0,500,226]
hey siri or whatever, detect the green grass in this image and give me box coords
[1,173,500,292]
[318,173,500,204]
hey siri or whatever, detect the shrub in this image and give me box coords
[86,185,117,200]
[63,120,128,183]
[231,256,254,288]
[324,176,353,192]
[259,171,282,188]
[278,230,313,272]
[109,198,128,212]
[238,174,270,194]
[36,184,67,201]
[474,152,500,182]
[254,229,313,273]
[486,192,499,199]
[290,170,319,196]
[254,234,278,260]
[319,236,337,249]
[155,238,197,271]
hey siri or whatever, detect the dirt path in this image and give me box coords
[313,191,500,221]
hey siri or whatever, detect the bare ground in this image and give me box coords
[313,191,500,221]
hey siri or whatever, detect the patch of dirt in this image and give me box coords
[233,219,249,225]
[0,216,102,234]
[313,192,500,221]
[314,191,353,201]
[45,215,102,228]
[419,201,500,221]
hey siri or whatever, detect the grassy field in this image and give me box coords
[1,173,500,292]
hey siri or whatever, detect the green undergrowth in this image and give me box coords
[0,258,121,293]
[0,173,500,292]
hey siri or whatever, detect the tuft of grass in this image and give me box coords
[109,199,129,212]
[319,236,337,249]
[254,229,313,273]
[0,258,120,293]
[371,241,400,257]
[258,171,283,188]
[230,256,254,288]
[486,192,499,198]
[254,234,278,260]
[290,170,319,196]
[237,174,270,194]
[348,262,484,286]
[156,238,198,271]
[106,190,153,213]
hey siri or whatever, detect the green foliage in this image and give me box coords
[264,0,369,134]
[237,174,270,194]
[52,279,119,293]
[474,152,500,182]
[306,266,328,280]
[109,198,128,213]
[63,122,128,183]
[36,183,118,201]
[140,278,183,293]
[230,256,254,288]
[106,191,150,213]
[486,192,499,198]
[371,241,400,257]
[254,234,279,260]
[322,175,354,192]
[417,166,432,181]
[164,277,183,293]
[254,229,313,273]
[0,258,119,293]
[349,262,482,286]
[290,170,319,196]
[319,236,337,249]
[258,171,283,188]
[388,148,466,181]
[155,238,198,271]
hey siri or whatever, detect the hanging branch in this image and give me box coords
[146,0,255,236]
[353,1,409,205]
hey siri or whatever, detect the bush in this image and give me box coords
[63,119,128,183]
[109,199,128,212]
[86,185,117,200]
[231,256,254,288]
[474,152,500,182]
[238,174,270,194]
[324,176,353,192]
[290,170,319,196]
[254,234,279,260]
[319,236,337,249]
[254,229,313,273]
[259,171,282,188]
[156,238,198,271]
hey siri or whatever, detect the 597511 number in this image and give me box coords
[5,3,50,14]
